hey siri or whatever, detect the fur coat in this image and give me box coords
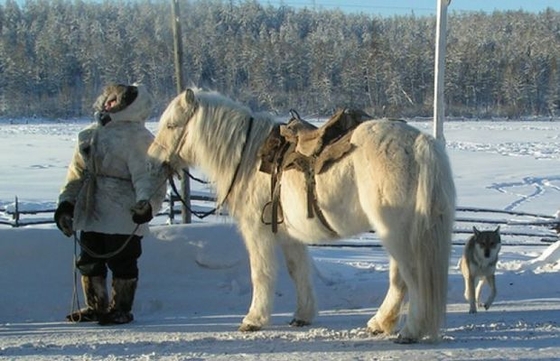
[58,85,166,236]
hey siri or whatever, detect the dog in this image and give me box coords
[459,226,501,313]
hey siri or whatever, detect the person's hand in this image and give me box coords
[57,214,74,237]
[131,200,153,224]
[54,201,74,237]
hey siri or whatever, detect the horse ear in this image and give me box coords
[184,88,196,105]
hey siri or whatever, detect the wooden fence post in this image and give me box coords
[171,0,192,223]
[13,196,19,227]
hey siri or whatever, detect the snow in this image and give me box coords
[1,118,560,360]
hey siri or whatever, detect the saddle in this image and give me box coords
[258,108,371,234]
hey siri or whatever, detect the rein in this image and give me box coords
[167,116,255,219]
[168,175,215,219]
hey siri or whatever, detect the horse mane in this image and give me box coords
[184,89,277,205]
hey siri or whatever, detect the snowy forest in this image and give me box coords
[1,0,559,119]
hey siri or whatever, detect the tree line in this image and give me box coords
[1,0,559,119]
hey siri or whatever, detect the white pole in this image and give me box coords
[433,0,450,142]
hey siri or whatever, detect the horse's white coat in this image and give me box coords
[143,88,456,342]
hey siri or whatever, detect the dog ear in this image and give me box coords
[494,226,500,234]
[473,226,480,236]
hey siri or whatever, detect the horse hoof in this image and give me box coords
[238,323,262,332]
[289,318,311,327]
[367,327,384,336]
[394,334,418,344]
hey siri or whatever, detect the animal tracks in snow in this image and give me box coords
[488,176,560,211]
[410,120,560,214]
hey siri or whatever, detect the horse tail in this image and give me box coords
[411,133,456,340]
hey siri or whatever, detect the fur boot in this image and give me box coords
[98,278,137,325]
[66,276,108,322]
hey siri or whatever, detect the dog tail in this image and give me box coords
[411,133,456,341]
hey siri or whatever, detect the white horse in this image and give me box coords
[141,88,456,343]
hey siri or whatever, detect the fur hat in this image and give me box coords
[94,83,153,124]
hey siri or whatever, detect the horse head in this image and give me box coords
[148,88,201,174]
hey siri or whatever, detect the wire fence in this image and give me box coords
[0,194,214,228]
[1,195,558,246]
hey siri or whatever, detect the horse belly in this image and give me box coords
[280,167,370,244]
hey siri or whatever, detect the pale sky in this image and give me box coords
[264,0,560,16]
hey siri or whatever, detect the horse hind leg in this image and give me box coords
[367,257,407,336]
[370,225,446,344]
[392,224,450,343]
[279,240,317,327]
[369,250,426,344]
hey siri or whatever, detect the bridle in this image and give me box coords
[164,101,199,171]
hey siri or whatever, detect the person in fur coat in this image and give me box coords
[54,83,166,325]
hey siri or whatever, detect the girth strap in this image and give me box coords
[304,164,338,235]
[269,141,289,233]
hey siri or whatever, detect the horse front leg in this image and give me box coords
[239,231,278,332]
[367,257,407,336]
[279,239,317,327]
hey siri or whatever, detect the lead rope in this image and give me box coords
[68,106,171,322]
[74,225,139,259]
[67,172,168,322]
[69,231,83,323]
[68,225,140,323]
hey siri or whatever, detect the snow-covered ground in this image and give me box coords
[1,118,559,360]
